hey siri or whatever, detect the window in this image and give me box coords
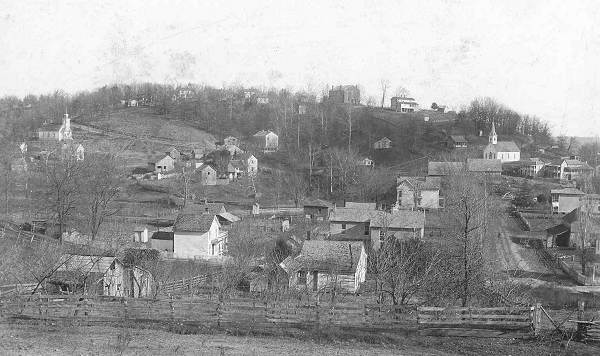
[341,223,346,229]
[379,230,385,241]
[364,224,369,235]
[297,271,307,285]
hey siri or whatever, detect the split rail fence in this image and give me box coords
[0,295,542,338]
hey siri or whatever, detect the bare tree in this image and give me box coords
[79,152,122,240]
[41,146,83,240]
[445,169,490,307]
[375,235,441,305]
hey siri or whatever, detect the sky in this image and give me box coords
[1,0,599,137]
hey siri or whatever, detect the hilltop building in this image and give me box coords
[328,85,360,105]
[391,97,419,113]
[482,123,520,162]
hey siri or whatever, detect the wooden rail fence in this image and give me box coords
[0,295,415,335]
[0,295,544,339]
[417,306,535,337]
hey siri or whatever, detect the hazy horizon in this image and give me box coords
[1,0,599,137]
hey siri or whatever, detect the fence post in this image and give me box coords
[532,303,542,336]
[578,300,585,321]
[169,296,174,322]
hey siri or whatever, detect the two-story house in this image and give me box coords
[172,213,227,259]
[395,176,441,210]
[253,130,278,153]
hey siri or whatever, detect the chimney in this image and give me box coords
[348,243,353,269]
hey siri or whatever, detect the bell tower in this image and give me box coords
[489,122,497,145]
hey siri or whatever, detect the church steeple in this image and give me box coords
[489,122,497,145]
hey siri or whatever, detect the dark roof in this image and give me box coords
[132,167,154,175]
[182,203,226,215]
[397,176,441,190]
[485,141,520,152]
[370,211,425,229]
[303,198,334,209]
[467,159,502,173]
[427,161,465,176]
[292,240,364,273]
[151,231,174,240]
[550,188,584,195]
[253,130,274,137]
[173,213,216,232]
[449,135,467,143]
[38,124,62,131]
[330,207,377,223]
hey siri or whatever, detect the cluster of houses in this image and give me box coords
[140,130,279,183]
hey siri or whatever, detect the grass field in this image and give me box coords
[2,322,598,355]
[87,107,216,145]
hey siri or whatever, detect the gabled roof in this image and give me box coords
[56,254,118,274]
[485,141,520,153]
[550,188,585,195]
[345,202,376,210]
[329,207,377,223]
[183,202,226,215]
[196,163,218,172]
[375,137,391,144]
[253,130,276,137]
[397,176,441,190]
[173,213,216,232]
[151,231,174,240]
[217,211,240,223]
[448,135,467,143]
[287,240,364,274]
[370,211,425,229]
[38,124,62,131]
[562,159,593,169]
[427,161,465,176]
[303,198,334,209]
[467,158,502,173]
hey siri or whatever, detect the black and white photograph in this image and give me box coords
[1,1,600,355]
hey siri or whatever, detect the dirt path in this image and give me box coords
[492,211,577,288]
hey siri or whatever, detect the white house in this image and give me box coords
[391,97,419,112]
[172,213,227,259]
[38,112,73,141]
[360,157,374,167]
[373,137,392,150]
[253,130,278,153]
[151,154,175,173]
[483,123,520,162]
[551,188,585,214]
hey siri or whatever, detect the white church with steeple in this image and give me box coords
[482,122,520,163]
[38,110,73,141]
